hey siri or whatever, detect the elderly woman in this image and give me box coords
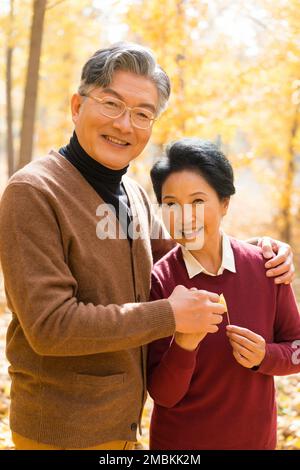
[148,138,300,450]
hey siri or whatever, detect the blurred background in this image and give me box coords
[0,0,299,450]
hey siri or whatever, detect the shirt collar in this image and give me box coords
[181,232,236,279]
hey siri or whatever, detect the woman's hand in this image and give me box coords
[226,325,266,368]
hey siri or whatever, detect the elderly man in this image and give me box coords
[0,43,295,450]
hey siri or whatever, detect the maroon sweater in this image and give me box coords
[148,238,300,450]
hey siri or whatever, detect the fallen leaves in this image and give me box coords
[0,309,14,450]
[276,375,300,449]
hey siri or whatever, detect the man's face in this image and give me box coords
[71,70,159,169]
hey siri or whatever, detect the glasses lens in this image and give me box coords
[131,108,154,129]
[94,95,154,128]
[100,97,124,117]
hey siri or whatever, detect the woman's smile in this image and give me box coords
[182,226,204,239]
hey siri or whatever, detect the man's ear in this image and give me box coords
[71,93,82,125]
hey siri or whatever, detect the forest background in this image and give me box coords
[0,0,299,449]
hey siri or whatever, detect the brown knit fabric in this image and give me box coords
[0,151,175,448]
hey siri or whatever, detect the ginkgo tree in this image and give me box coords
[126,0,240,144]
[125,0,245,191]
[238,0,300,243]
[1,0,103,174]
[125,0,300,245]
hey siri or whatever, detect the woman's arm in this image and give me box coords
[147,335,199,408]
[147,276,198,408]
[227,284,300,376]
[256,284,300,375]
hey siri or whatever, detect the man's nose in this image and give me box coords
[112,109,133,133]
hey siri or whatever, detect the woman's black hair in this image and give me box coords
[150,138,236,203]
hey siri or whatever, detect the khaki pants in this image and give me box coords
[12,432,135,450]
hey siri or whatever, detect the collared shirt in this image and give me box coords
[181,232,236,279]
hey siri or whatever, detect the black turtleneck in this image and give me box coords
[59,132,132,240]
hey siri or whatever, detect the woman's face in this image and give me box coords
[161,170,229,250]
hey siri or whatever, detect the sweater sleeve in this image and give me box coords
[0,183,175,356]
[257,283,300,376]
[147,274,198,408]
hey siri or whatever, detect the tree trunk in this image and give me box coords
[280,105,299,243]
[175,0,186,133]
[5,0,15,178]
[18,0,47,170]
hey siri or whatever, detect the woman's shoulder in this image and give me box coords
[229,236,266,270]
[152,244,183,278]
[151,244,185,298]
[230,236,262,254]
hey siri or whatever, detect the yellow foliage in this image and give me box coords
[125,0,300,242]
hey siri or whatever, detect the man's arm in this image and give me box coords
[152,229,295,284]
[150,211,176,263]
[0,183,225,357]
[0,183,175,356]
[130,181,176,263]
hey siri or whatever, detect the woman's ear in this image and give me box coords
[71,93,82,125]
[222,197,230,216]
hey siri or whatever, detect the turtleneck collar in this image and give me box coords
[59,131,129,190]
[59,131,133,242]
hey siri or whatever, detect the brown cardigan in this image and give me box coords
[0,151,175,448]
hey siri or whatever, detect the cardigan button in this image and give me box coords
[131,422,137,432]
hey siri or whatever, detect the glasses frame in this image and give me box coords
[80,92,157,130]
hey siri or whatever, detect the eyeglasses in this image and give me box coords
[81,93,157,129]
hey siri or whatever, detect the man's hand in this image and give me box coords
[250,236,295,285]
[168,285,226,336]
[226,325,266,369]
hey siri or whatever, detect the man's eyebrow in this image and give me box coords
[101,87,157,113]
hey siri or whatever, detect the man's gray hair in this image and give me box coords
[78,42,171,114]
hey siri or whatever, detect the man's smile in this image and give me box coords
[102,135,131,147]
